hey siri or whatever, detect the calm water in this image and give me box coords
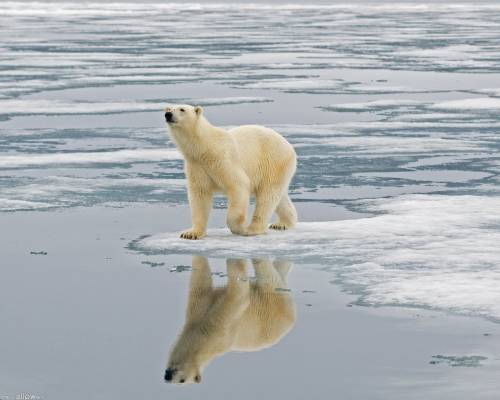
[1,2,500,399]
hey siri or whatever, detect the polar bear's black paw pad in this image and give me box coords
[180,230,204,240]
[269,224,288,231]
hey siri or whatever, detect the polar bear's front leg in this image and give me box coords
[222,259,250,316]
[181,185,213,240]
[226,188,249,235]
[186,256,214,321]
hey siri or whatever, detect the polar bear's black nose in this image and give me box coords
[164,368,175,382]
[165,111,173,122]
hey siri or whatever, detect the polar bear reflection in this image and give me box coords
[164,256,296,384]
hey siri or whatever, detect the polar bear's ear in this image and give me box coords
[194,106,203,116]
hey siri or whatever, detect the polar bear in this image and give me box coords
[164,104,297,239]
[165,256,296,384]
[164,256,296,384]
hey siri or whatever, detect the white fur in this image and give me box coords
[165,104,297,239]
[165,256,295,384]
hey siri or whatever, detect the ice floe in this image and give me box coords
[236,79,344,92]
[432,98,500,111]
[294,136,484,154]
[476,88,500,97]
[354,170,493,183]
[322,97,500,114]
[132,194,500,321]
[0,148,181,168]
[0,97,273,118]
[0,176,187,211]
[0,198,58,211]
[394,45,480,62]
[0,100,162,116]
[322,100,424,112]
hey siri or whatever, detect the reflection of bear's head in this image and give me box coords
[164,360,201,385]
[164,256,295,385]
[164,104,203,132]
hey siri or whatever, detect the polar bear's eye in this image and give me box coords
[180,108,185,112]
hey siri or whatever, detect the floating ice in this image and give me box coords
[341,85,421,94]
[132,195,500,322]
[0,148,181,168]
[30,250,48,256]
[0,198,58,211]
[0,97,273,118]
[194,97,273,106]
[322,97,500,114]
[430,355,488,368]
[0,100,162,117]
[393,113,477,121]
[355,170,493,183]
[236,79,344,92]
[432,98,500,111]
[0,176,187,211]
[477,88,500,97]
[394,45,480,62]
[402,154,487,169]
[322,99,423,112]
[293,185,444,201]
[294,136,483,154]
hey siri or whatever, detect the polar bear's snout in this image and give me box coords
[164,111,174,123]
[164,367,176,382]
[164,366,201,384]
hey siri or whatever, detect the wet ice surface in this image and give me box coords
[1,2,500,399]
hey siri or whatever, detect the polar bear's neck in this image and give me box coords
[169,321,231,371]
[169,116,227,161]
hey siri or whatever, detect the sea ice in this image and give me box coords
[0,148,181,168]
[132,194,500,321]
[432,98,500,110]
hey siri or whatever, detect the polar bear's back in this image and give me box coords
[229,125,294,157]
[228,125,296,190]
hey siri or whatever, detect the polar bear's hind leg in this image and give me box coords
[269,194,297,231]
[246,188,282,236]
[273,259,292,286]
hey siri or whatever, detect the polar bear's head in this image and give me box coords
[164,364,202,385]
[164,350,203,385]
[164,104,203,132]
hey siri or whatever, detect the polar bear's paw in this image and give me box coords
[244,226,267,236]
[180,229,205,240]
[269,223,288,231]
